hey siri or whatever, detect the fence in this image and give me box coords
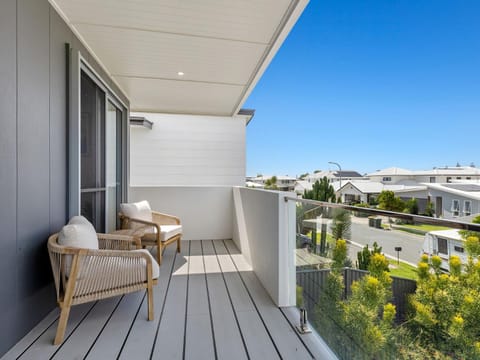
[297,268,417,323]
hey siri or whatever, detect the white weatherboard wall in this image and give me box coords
[129,186,233,241]
[130,112,246,186]
[233,187,296,307]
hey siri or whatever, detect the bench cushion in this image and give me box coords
[142,224,183,243]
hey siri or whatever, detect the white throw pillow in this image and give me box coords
[58,216,98,276]
[120,201,154,231]
[120,200,153,222]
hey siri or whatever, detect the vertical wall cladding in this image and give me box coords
[16,0,55,335]
[0,0,18,352]
[0,0,130,355]
[49,8,72,233]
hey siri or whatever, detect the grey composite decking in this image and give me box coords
[2,240,321,360]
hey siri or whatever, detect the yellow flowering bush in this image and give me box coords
[408,237,480,358]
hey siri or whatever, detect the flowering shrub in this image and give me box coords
[408,237,480,358]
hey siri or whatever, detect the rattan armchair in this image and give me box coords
[119,211,182,265]
[47,232,158,345]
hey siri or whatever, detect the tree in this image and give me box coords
[264,176,278,190]
[377,190,405,212]
[404,198,419,215]
[423,201,434,217]
[299,172,309,180]
[303,176,336,202]
[331,208,352,240]
[357,242,383,270]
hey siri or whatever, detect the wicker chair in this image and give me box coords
[47,232,158,345]
[119,210,182,266]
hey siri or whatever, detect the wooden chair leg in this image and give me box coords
[156,244,162,265]
[177,238,181,253]
[147,284,154,321]
[54,305,71,345]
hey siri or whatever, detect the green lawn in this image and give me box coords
[394,223,451,235]
[305,231,335,244]
[388,260,417,280]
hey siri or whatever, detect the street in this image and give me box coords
[346,217,425,266]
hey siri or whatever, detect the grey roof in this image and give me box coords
[339,180,426,194]
[336,171,363,178]
[425,183,480,200]
[443,183,480,192]
[368,167,413,176]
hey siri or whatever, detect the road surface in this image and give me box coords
[346,217,424,266]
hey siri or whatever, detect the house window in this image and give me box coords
[467,177,471,180]
[456,177,461,180]
[437,237,448,255]
[447,177,452,183]
[464,200,472,216]
[452,199,460,216]
[429,177,436,183]
[454,245,464,253]
[383,177,391,182]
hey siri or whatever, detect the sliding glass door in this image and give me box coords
[80,71,123,232]
[105,100,122,232]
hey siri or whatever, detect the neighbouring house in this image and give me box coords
[249,175,297,192]
[425,182,480,219]
[336,180,428,210]
[368,166,480,184]
[305,170,364,185]
[294,180,312,195]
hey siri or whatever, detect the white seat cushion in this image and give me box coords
[133,249,160,279]
[159,225,182,242]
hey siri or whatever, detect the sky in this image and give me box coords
[244,0,480,177]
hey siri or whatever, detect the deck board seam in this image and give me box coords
[115,290,147,359]
[14,313,59,359]
[149,247,178,360]
[182,241,191,359]
[83,295,125,359]
[48,301,98,360]
[211,240,251,360]
[222,240,284,360]
[200,240,218,360]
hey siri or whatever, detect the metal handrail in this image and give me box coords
[284,195,480,232]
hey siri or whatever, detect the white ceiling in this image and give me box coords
[50,0,308,116]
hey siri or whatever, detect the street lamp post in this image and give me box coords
[328,161,342,202]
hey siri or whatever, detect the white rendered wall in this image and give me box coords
[130,112,246,186]
[129,186,233,240]
[233,187,296,307]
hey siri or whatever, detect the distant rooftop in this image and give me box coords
[369,166,480,177]
[443,183,480,192]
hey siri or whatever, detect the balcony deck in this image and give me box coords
[3,240,325,360]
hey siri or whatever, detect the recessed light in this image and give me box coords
[177,71,184,76]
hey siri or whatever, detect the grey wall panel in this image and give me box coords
[0,0,18,355]
[0,0,131,355]
[16,0,54,333]
[49,8,72,232]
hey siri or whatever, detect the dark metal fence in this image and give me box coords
[297,268,417,322]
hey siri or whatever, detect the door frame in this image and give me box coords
[68,48,129,224]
